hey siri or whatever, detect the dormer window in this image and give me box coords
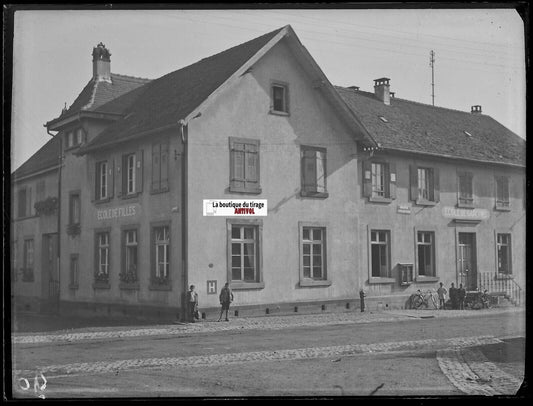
[66,128,84,149]
[271,82,289,115]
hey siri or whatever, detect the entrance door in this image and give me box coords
[458,232,477,290]
[42,233,59,311]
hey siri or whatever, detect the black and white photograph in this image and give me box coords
[6,4,527,398]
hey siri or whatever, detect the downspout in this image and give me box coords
[46,126,61,312]
[178,120,188,321]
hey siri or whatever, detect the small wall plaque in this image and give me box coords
[207,280,217,295]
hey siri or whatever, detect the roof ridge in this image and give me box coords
[110,72,152,83]
[335,85,478,116]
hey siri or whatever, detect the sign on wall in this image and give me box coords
[442,206,490,221]
[203,199,267,216]
[96,204,139,221]
[207,280,217,294]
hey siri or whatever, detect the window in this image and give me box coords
[227,219,263,289]
[36,180,45,202]
[301,146,328,197]
[121,229,138,284]
[151,142,169,193]
[410,166,439,204]
[152,225,170,284]
[370,230,390,278]
[95,232,110,282]
[229,138,261,193]
[126,154,136,194]
[363,161,396,201]
[12,240,18,282]
[17,187,28,218]
[69,192,80,225]
[70,254,79,288]
[299,223,330,286]
[495,176,510,210]
[67,131,74,148]
[417,231,435,277]
[496,233,512,274]
[23,239,34,282]
[121,152,143,197]
[76,128,83,145]
[96,161,108,200]
[271,83,288,114]
[458,171,474,207]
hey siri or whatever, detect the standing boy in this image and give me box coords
[437,282,447,310]
[218,282,234,322]
[187,285,198,322]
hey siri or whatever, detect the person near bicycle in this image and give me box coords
[437,282,447,310]
[457,284,466,310]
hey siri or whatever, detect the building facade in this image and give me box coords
[12,26,525,319]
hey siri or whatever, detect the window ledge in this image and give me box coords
[495,273,514,280]
[150,188,169,195]
[229,187,262,195]
[149,283,172,291]
[369,196,393,204]
[300,191,329,199]
[230,281,265,290]
[269,109,289,117]
[494,205,511,212]
[94,198,112,205]
[415,199,437,207]
[415,276,439,283]
[457,202,475,209]
[120,193,141,200]
[299,279,332,287]
[119,282,140,290]
[69,284,79,290]
[368,277,395,284]
[93,281,111,289]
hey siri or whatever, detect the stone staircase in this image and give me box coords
[477,272,524,307]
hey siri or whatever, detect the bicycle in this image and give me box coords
[411,289,439,309]
[466,289,491,310]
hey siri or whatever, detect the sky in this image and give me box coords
[10,7,526,171]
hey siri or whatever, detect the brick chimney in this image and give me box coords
[92,42,111,82]
[374,78,390,105]
[471,105,482,114]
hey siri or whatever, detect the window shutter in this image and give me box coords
[160,142,169,191]
[302,150,317,193]
[389,163,397,199]
[136,150,143,194]
[152,143,161,191]
[410,165,418,201]
[245,143,258,183]
[362,160,372,197]
[27,187,33,216]
[433,167,440,202]
[95,163,101,200]
[109,159,115,199]
[230,141,245,190]
[316,151,326,193]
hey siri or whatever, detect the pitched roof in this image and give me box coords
[12,136,61,180]
[79,26,286,153]
[46,73,151,126]
[336,87,526,167]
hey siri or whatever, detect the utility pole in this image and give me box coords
[429,50,435,106]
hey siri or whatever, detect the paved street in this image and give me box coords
[10,307,525,397]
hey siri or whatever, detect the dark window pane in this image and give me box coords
[303,255,310,267]
[371,245,380,277]
[243,267,255,281]
[303,266,311,278]
[303,244,310,255]
[232,226,241,240]
[232,256,241,268]
[232,268,241,281]
[232,243,241,255]
[243,255,255,268]
[243,227,254,240]
[312,229,322,241]
[313,266,322,279]
[303,228,310,240]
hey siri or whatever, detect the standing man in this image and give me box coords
[218,282,234,322]
[458,283,466,310]
[359,289,366,312]
[187,285,198,323]
[449,283,457,309]
[437,282,447,310]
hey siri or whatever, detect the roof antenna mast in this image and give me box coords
[429,50,435,106]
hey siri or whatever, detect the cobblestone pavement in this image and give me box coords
[15,335,503,379]
[13,307,523,345]
[437,346,523,395]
